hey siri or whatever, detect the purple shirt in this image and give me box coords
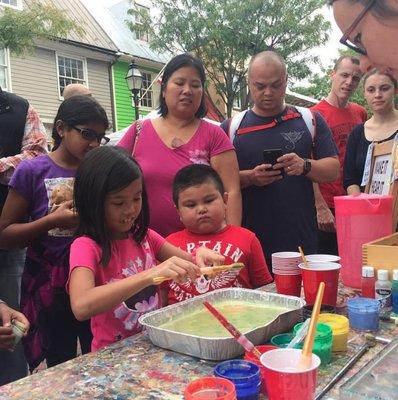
[9,154,77,368]
[118,119,234,236]
[10,154,75,258]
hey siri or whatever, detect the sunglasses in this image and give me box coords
[338,0,376,56]
[71,125,110,145]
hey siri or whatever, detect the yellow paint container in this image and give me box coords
[318,313,349,352]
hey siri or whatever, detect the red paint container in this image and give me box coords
[244,345,277,395]
[184,376,237,399]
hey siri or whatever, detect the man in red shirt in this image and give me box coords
[311,56,367,255]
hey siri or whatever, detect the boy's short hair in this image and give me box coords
[172,164,225,206]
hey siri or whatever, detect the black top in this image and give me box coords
[343,123,397,190]
[221,108,337,264]
[0,89,29,206]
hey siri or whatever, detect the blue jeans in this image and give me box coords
[0,248,28,386]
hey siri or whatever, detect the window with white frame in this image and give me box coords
[135,4,150,42]
[140,72,153,108]
[57,55,86,97]
[0,0,21,9]
[0,48,10,91]
[233,76,242,109]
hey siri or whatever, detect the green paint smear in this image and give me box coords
[160,301,289,338]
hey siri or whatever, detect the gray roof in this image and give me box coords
[81,0,170,64]
[25,0,118,52]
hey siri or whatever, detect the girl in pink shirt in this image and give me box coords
[68,146,224,351]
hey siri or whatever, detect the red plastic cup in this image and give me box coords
[184,376,236,399]
[299,262,341,306]
[274,273,302,297]
[244,345,277,395]
[260,348,321,400]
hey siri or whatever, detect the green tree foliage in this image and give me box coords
[293,49,368,109]
[128,0,330,117]
[0,1,81,55]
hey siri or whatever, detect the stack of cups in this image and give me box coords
[272,252,302,297]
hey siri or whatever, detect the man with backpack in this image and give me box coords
[221,51,339,269]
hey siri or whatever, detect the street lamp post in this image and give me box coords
[125,60,143,121]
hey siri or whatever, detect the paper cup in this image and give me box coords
[306,254,341,263]
[274,273,302,297]
[260,348,320,400]
[299,262,341,307]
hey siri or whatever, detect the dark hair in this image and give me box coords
[158,53,207,118]
[363,68,398,90]
[172,164,224,206]
[333,55,360,71]
[74,146,149,266]
[52,95,109,150]
[327,0,398,19]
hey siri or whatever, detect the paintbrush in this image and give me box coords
[203,301,262,360]
[152,262,244,285]
[299,282,325,369]
[298,246,308,268]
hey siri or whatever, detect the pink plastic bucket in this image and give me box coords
[334,194,392,288]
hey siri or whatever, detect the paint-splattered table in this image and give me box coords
[0,284,396,400]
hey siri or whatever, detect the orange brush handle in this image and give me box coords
[302,282,325,358]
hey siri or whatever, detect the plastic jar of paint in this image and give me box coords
[318,313,349,352]
[270,333,298,348]
[185,376,237,400]
[293,322,333,365]
[214,360,261,400]
[347,297,380,331]
[244,345,277,395]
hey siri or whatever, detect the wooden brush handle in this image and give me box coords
[302,282,325,358]
[152,263,244,285]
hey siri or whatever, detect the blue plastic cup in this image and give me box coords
[214,359,261,400]
[347,298,380,331]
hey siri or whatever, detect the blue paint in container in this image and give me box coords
[347,298,380,331]
[214,360,261,400]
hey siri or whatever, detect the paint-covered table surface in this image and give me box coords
[0,284,397,400]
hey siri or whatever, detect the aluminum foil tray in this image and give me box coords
[139,288,305,360]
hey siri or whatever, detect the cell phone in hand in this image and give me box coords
[263,148,283,167]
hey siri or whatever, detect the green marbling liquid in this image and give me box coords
[161,301,289,338]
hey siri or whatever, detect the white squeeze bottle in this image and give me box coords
[375,269,392,311]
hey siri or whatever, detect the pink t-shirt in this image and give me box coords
[118,119,234,237]
[69,230,165,351]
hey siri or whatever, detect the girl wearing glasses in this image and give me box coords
[344,69,398,194]
[0,95,109,372]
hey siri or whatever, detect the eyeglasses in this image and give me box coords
[71,125,110,145]
[339,0,376,56]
